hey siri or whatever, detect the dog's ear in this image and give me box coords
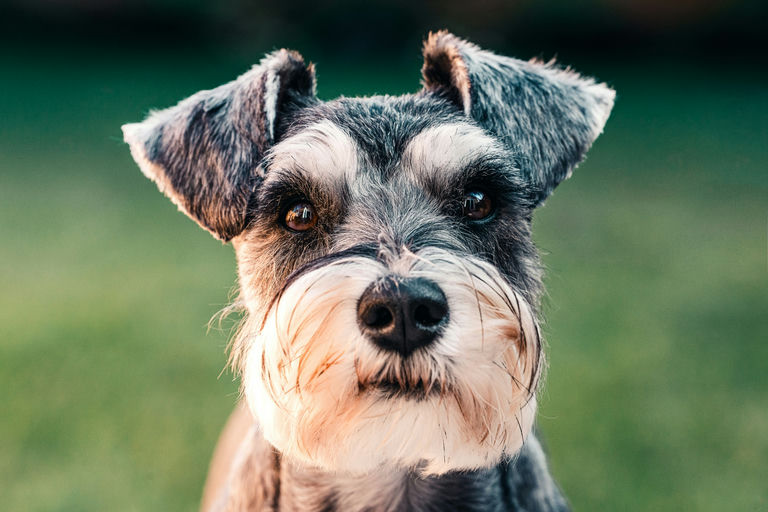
[421,31,615,205]
[122,50,316,241]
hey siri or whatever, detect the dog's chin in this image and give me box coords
[244,368,538,476]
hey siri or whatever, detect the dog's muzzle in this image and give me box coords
[357,276,449,357]
[240,248,542,475]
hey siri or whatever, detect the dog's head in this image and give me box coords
[123,31,613,475]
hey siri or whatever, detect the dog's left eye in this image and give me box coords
[284,201,318,232]
[462,190,493,220]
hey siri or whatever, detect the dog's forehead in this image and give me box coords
[267,96,501,186]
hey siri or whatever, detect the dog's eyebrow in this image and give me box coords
[402,123,500,170]
[258,167,316,204]
[400,123,525,202]
[256,120,359,211]
[266,119,359,187]
[456,158,521,196]
[400,123,518,188]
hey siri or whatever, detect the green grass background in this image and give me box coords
[1,45,766,511]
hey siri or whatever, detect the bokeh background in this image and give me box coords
[1,1,766,510]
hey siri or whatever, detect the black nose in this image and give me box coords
[357,277,449,357]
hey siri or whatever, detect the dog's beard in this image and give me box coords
[238,248,543,475]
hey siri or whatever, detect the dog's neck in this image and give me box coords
[221,427,568,511]
[281,460,502,511]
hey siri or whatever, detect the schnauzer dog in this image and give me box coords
[123,31,613,511]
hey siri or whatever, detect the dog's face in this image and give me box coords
[234,108,544,474]
[123,32,614,475]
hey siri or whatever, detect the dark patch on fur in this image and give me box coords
[316,491,337,512]
[504,437,571,511]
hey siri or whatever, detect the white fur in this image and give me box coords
[401,123,502,183]
[267,120,359,185]
[263,73,281,142]
[241,247,541,476]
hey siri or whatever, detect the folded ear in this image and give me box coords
[122,50,316,241]
[421,31,615,205]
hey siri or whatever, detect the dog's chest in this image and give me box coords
[279,463,506,512]
[219,428,568,511]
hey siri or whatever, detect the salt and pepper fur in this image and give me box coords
[123,30,614,511]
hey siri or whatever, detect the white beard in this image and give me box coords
[240,248,542,475]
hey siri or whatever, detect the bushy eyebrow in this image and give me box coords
[265,119,360,185]
[413,152,525,204]
[257,167,315,208]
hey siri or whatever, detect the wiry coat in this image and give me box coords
[123,31,614,511]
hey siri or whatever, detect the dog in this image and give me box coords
[123,31,614,511]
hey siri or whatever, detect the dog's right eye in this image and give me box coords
[284,201,318,232]
[462,190,494,221]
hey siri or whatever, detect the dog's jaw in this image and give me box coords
[236,247,542,476]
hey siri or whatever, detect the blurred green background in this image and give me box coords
[1,1,766,511]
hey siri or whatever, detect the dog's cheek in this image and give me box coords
[410,253,542,465]
[233,231,304,314]
[242,335,291,451]
[241,260,383,463]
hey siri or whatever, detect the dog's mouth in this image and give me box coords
[358,376,445,400]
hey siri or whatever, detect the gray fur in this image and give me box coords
[122,30,615,512]
[241,97,543,314]
[122,49,316,241]
[220,428,568,512]
[422,30,615,204]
